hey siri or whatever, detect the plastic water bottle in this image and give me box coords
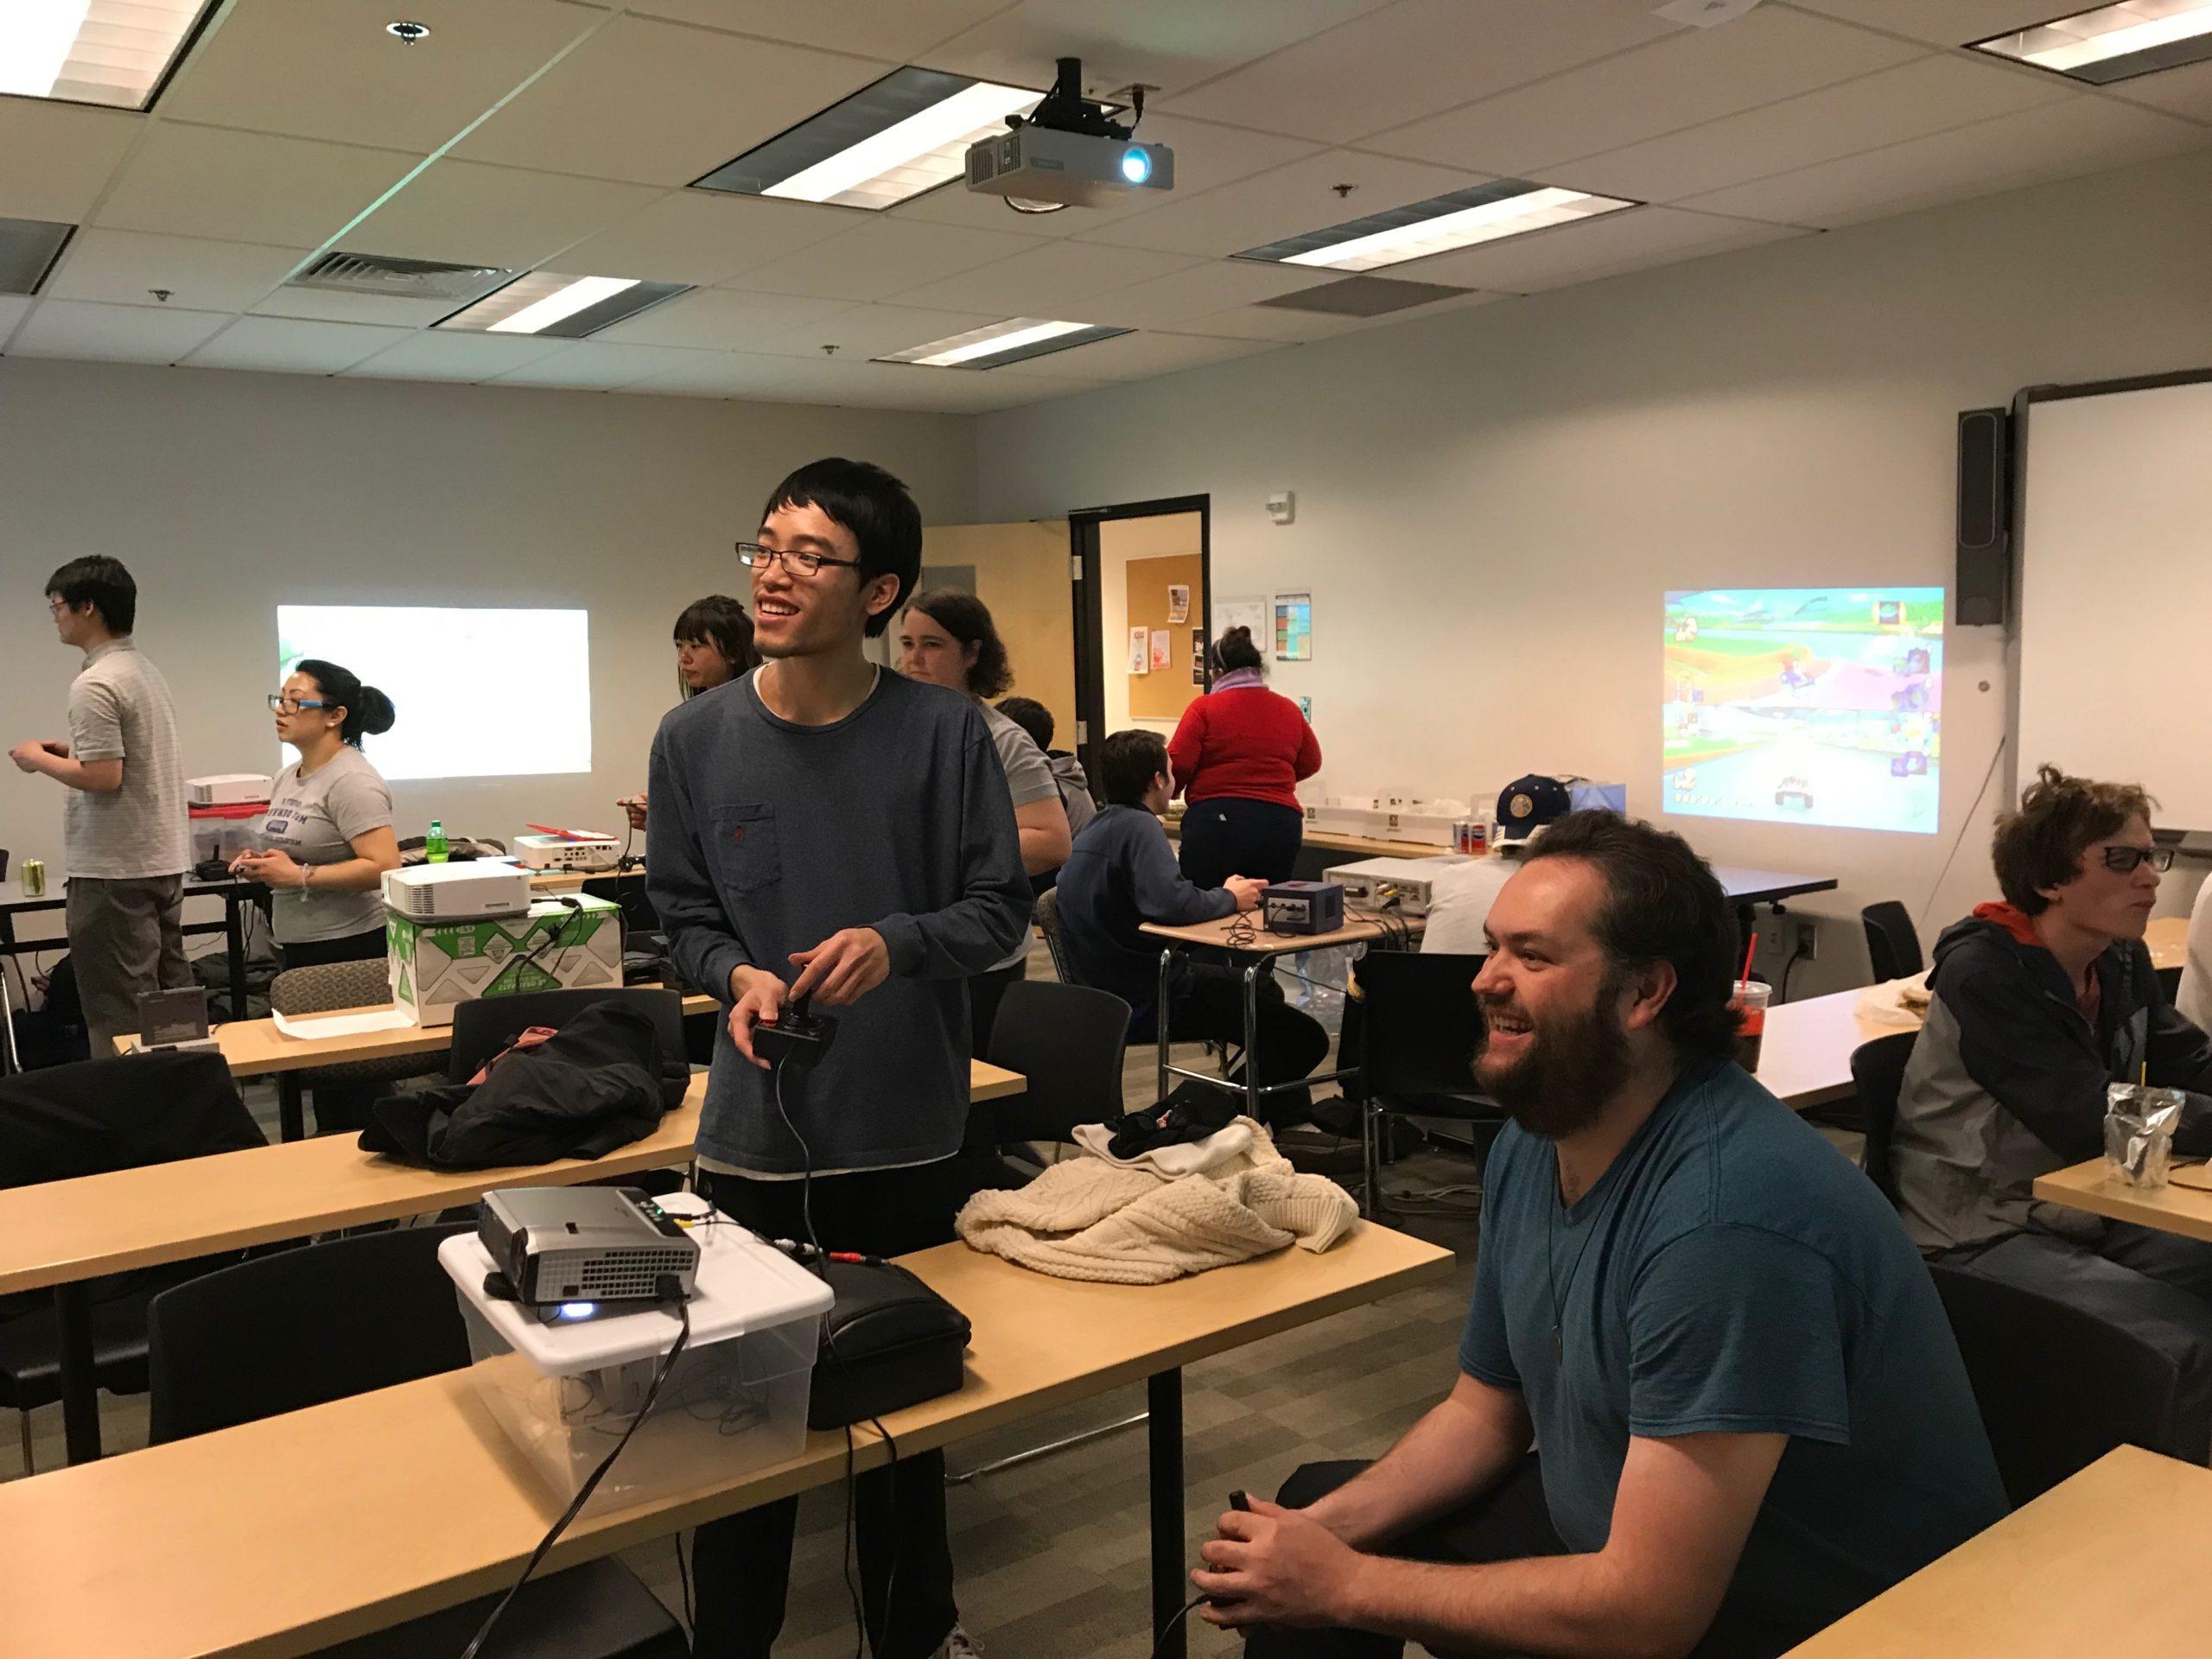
[426,819,448,864]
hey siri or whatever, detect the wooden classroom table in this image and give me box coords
[0,1222,1451,1659]
[2033,1154,2212,1245]
[8,1061,1027,1467]
[1783,1445,2212,1658]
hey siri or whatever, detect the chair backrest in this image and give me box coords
[583,872,658,934]
[147,1223,474,1443]
[269,957,391,1016]
[982,979,1131,1144]
[1929,1260,2202,1506]
[1849,1031,1917,1204]
[447,987,685,1083]
[0,1050,264,1188]
[1032,887,1074,982]
[1861,900,1925,983]
[1357,950,1494,1112]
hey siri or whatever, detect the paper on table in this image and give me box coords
[271,1006,416,1041]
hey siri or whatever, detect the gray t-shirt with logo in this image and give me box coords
[977,698,1065,972]
[254,747,394,944]
[64,638,189,880]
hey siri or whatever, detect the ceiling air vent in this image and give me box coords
[1255,276,1471,317]
[287,251,512,302]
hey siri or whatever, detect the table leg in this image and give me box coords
[1243,962,1263,1122]
[1157,948,1176,1103]
[224,893,248,1022]
[56,1282,101,1465]
[278,1073,303,1143]
[1149,1367,1185,1659]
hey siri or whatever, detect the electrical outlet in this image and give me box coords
[1794,920,1819,961]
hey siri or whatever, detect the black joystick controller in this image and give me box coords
[1206,1490,1253,1609]
[754,993,836,1067]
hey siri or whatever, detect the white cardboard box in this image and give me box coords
[387,892,622,1027]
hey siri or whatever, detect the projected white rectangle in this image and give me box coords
[276,606,590,782]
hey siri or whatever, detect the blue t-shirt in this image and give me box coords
[1460,1059,2007,1640]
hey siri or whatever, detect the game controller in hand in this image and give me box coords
[754,994,837,1067]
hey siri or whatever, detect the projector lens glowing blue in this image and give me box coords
[1121,147,1152,184]
[557,1301,596,1320]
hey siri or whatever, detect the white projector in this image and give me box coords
[515,833,622,874]
[383,861,532,922]
[1332,855,1472,918]
[188,773,274,806]
[965,123,1173,208]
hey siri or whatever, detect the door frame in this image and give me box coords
[1067,493,1212,787]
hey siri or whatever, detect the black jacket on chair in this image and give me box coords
[358,1001,687,1170]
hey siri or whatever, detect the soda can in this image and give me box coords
[22,858,47,897]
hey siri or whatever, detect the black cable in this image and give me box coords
[674,1529,694,1636]
[1918,737,2005,934]
[1152,1594,1211,1658]
[1777,947,1803,1003]
[479,896,583,1000]
[457,1277,693,1659]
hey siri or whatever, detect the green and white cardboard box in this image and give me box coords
[387,893,623,1027]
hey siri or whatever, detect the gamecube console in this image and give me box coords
[1263,880,1345,936]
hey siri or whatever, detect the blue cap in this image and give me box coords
[1496,775,1573,842]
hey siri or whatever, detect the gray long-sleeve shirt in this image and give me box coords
[646,670,1032,1173]
[1053,804,1236,1007]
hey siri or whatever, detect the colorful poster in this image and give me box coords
[1128,626,1150,674]
[1150,628,1173,671]
[1166,584,1191,624]
[1274,591,1313,661]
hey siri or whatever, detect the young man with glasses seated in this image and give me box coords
[1894,766,2212,1372]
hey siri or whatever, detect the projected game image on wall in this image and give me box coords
[277,606,591,783]
[1663,587,1942,836]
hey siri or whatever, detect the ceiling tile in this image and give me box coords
[182,315,413,373]
[0,100,143,224]
[727,218,1047,302]
[1159,0,1675,143]
[1543,51,2070,203]
[1362,8,1925,175]
[554,191,852,286]
[486,340,716,388]
[1166,300,1374,341]
[1791,3,2066,48]
[0,296,35,339]
[340,329,569,380]
[888,240,1199,312]
[1071,149,1488,257]
[249,287,462,327]
[1681,92,2212,227]
[42,232,308,311]
[348,160,663,267]
[2103,56,2212,124]
[8,299,232,363]
[1400,204,1806,289]
[93,125,421,245]
[751,302,1004,359]
[1081,258,1327,327]
[615,350,815,399]
[628,0,1010,60]
[451,16,892,185]
[923,0,1402,102]
[1001,327,1276,381]
[591,287,856,349]
[156,0,605,152]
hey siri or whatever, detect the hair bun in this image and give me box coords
[359,685,397,735]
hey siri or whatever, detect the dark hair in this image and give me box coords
[1993,764,2157,914]
[1212,625,1263,675]
[760,457,921,639]
[673,594,756,689]
[292,658,397,749]
[996,696,1053,751]
[1522,810,1738,1064]
[906,589,1012,698]
[45,556,137,635]
[1099,729,1170,807]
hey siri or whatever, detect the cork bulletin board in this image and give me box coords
[1127,551,1205,721]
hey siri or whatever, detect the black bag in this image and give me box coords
[808,1257,971,1430]
[358,1001,686,1170]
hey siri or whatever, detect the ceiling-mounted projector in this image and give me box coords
[966,56,1173,211]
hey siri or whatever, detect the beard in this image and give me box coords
[1472,972,1635,1140]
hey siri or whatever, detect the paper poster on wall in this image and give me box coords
[1274,592,1313,661]
[1216,595,1268,650]
[1128,626,1150,674]
[1150,628,1173,671]
[1166,584,1190,624]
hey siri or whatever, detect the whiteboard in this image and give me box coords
[2017,378,2212,830]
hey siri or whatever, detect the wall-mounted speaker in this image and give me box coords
[1956,407,2011,627]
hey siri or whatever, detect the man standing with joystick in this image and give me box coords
[647,457,1031,1659]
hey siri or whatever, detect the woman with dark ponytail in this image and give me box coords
[1168,625,1321,887]
[232,658,403,970]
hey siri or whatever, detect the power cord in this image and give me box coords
[456,1272,693,1659]
[1152,1594,1210,1657]
[1918,736,2006,934]
[479,896,584,1000]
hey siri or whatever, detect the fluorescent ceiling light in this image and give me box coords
[0,0,217,110]
[1972,1,2212,82]
[694,66,1043,212]
[877,317,1130,370]
[1237,181,1637,273]
[438,271,690,338]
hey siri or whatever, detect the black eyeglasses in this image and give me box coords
[267,695,331,714]
[2101,845,2174,874]
[735,540,861,578]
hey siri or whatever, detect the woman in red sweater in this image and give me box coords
[1169,625,1321,888]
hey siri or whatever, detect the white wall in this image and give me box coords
[1,358,973,946]
[975,149,2212,996]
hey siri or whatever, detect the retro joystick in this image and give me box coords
[753,993,836,1067]
[1206,1489,1254,1610]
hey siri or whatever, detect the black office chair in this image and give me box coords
[1355,951,1503,1215]
[1861,901,1925,984]
[1849,1031,1917,1205]
[446,986,685,1084]
[147,1226,687,1659]
[0,1050,264,1471]
[1929,1261,2207,1507]
[980,979,1131,1149]
[1031,887,1075,982]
